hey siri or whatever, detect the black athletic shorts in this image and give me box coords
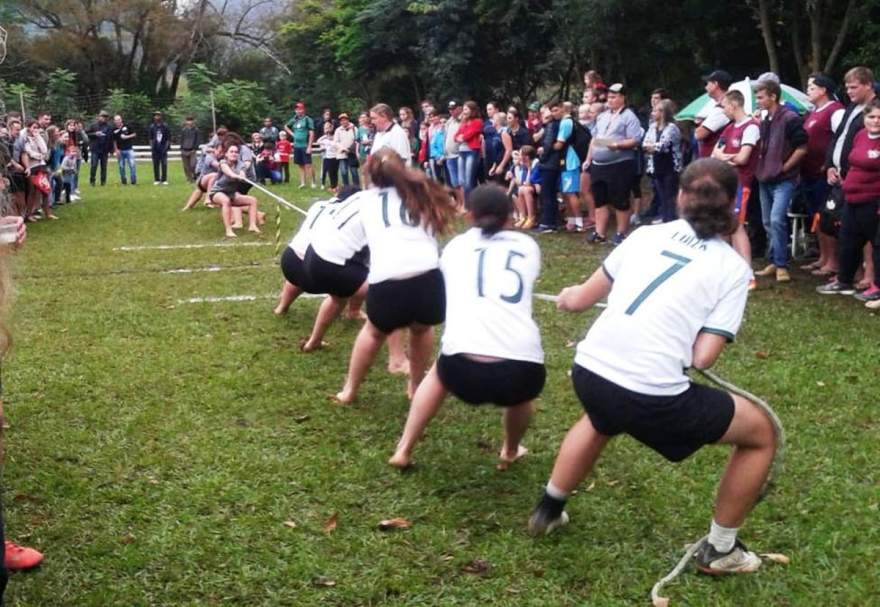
[366,268,445,334]
[590,160,635,211]
[294,147,312,166]
[437,354,545,407]
[236,181,253,195]
[302,245,367,298]
[571,364,735,462]
[280,246,319,293]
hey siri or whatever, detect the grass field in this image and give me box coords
[2,163,878,606]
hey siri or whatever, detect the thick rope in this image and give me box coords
[241,177,309,216]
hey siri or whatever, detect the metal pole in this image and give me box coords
[210,90,217,133]
[19,91,25,123]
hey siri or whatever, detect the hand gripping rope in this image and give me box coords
[535,293,786,606]
[240,177,308,257]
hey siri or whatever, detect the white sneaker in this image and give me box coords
[310,183,317,189]
[153,181,160,185]
[695,539,762,575]
[162,181,169,185]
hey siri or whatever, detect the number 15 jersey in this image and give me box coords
[440,228,543,364]
[575,219,752,396]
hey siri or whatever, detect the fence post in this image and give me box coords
[19,91,25,123]
[210,90,217,133]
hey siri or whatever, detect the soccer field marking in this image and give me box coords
[114,242,273,252]
[177,293,326,305]
[162,264,270,274]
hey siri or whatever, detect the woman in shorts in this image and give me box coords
[529,159,777,577]
[389,184,544,470]
[182,142,223,211]
[208,145,261,238]
[333,148,457,403]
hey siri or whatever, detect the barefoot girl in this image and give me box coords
[208,145,262,238]
[528,159,777,576]
[182,142,222,211]
[389,184,544,470]
[333,149,457,403]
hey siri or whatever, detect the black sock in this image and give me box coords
[536,491,567,519]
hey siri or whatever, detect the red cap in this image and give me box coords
[295,102,305,109]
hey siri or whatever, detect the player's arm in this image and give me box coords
[691,332,727,370]
[556,266,612,313]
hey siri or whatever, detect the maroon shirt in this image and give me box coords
[843,130,880,204]
[720,118,760,187]
[802,101,844,179]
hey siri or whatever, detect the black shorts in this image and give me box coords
[197,173,215,193]
[302,245,367,298]
[437,354,545,407]
[8,173,27,195]
[280,247,319,293]
[208,189,236,204]
[366,269,445,334]
[293,147,312,166]
[236,181,253,195]
[571,364,735,462]
[590,160,635,211]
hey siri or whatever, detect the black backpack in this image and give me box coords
[569,120,592,163]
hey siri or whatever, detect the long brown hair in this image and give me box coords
[678,158,737,239]
[366,148,456,235]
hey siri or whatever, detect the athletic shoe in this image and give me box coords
[4,541,43,570]
[153,181,160,185]
[527,508,570,537]
[586,231,606,244]
[816,281,855,295]
[611,232,626,245]
[775,268,791,282]
[855,285,880,301]
[162,181,169,185]
[298,184,306,189]
[539,225,557,234]
[755,264,777,277]
[695,538,762,575]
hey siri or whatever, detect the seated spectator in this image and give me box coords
[509,144,541,229]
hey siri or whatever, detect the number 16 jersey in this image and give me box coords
[575,219,752,396]
[440,228,543,364]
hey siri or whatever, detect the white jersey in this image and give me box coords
[288,198,338,257]
[331,186,439,283]
[440,228,543,363]
[372,123,413,165]
[575,219,751,396]
[308,193,367,265]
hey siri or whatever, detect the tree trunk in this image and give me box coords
[823,0,858,74]
[755,0,780,75]
[791,5,807,85]
[807,0,823,73]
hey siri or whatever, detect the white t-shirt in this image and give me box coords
[309,193,367,265]
[440,228,543,363]
[372,123,413,165]
[736,118,761,146]
[289,197,337,257]
[575,220,752,396]
[331,186,438,283]
[701,103,730,134]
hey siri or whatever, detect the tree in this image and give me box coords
[44,68,79,119]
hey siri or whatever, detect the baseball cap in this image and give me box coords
[702,69,734,88]
[756,71,781,85]
[607,83,627,95]
[98,110,109,117]
[527,102,540,112]
[338,113,350,120]
[295,101,305,109]
[448,100,458,108]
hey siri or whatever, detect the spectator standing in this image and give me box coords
[316,122,339,191]
[86,110,113,186]
[276,131,292,183]
[753,79,809,283]
[259,117,279,145]
[179,116,201,183]
[426,111,446,183]
[695,70,733,158]
[643,99,683,223]
[356,112,374,185]
[398,106,420,160]
[487,111,513,184]
[526,102,543,139]
[536,103,563,232]
[148,111,171,185]
[587,84,643,244]
[557,104,585,231]
[454,101,483,199]
[444,101,463,206]
[371,103,413,165]
[64,120,85,199]
[285,102,317,189]
[112,114,137,185]
[334,113,359,187]
[507,107,531,151]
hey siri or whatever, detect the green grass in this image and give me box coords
[3,163,879,606]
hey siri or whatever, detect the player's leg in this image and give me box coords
[303,295,345,352]
[499,400,534,469]
[336,319,387,403]
[389,363,448,469]
[406,322,434,399]
[274,280,302,316]
[386,329,409,375]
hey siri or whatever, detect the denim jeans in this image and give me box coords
[446,156,460,188]
[339,157,360,187]
[90,151,108,185]
[759,178,796,268]
[458,150,478,198]
[118,149,137,184]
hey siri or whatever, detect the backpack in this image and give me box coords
[569,120,592,163]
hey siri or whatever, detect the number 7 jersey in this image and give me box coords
[575,219,752,396]
[440,228,544,364]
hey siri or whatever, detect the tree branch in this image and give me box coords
[823,0,857,74]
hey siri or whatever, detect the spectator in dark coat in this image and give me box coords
[148,111,172,185]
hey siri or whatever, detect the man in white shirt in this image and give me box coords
[695,70,733,158]
[369,103,412,166]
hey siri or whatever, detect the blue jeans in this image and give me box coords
[759,179,796,268]
[118,149,137,184]
[446,156,461,188]
[458,150,478,197]
[339,157,360,187]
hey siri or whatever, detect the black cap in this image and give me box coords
[702,70,734,88]
[809,74,837,96]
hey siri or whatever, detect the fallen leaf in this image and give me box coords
[760,552,791,565]
[461,559,490,575]
[378,517,411,531]
[294,415,310,423]
[121,534,136,545]
[816,381,826,387]
[324,513,338,532]
[283,520,298,529]
[755,351,769,360]
[312,576,336,587]
[606,480,620,487]
[440,554,454,562]
[586,481,596,492]
[565,341,576,348]
[147,478,160,485]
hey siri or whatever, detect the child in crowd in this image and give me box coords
[257,141,282,184]
[316,121,340,191]
[60,142,79,204]
[276,131,292,183]
[509,145,541,229]
[427,112,446,182]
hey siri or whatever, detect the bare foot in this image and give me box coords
[299,338,329,353]
[257,211,267,225]
[333,389,355,404]
[345,309,368,321]
[225,230,237,238]
[47,214,59,220]
[388,359,410,376]
[248,226,261,234]
[388,451,412,469]
[273,305,288,316]
[497,445,529,471]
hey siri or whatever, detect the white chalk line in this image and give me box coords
[177,293,326,305]
[115,242,272,252]
[162,264,271,274]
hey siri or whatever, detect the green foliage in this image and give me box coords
[1,81,37,118]
[104,88,155,130]
[166,79,272,135]
[43,68,80,120]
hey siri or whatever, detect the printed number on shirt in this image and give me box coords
[625,250,692,315]
[476,248,525,304]
[380,191,417,227]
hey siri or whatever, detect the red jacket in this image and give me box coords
[455,118,483,151]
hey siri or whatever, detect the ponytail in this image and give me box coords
[468,184,511,236]
[366,149,456,234]
[678,158,738,239]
